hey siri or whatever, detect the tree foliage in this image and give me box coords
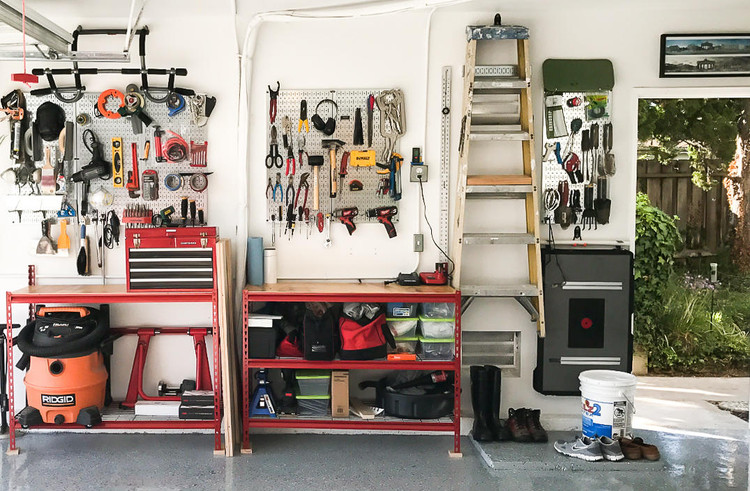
[638,98,746,189]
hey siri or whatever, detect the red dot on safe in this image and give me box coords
[581,318,593,329]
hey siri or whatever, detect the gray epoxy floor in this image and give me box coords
[1,430,748,490]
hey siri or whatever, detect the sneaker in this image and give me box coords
[598,436,624,461]
[507,408,533,442]
[553,436,604,462]
[525,409,548,443]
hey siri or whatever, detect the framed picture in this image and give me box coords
[660,33,750,77]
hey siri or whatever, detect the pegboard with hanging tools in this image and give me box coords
[265,86,405,243]
[541,59,615,241]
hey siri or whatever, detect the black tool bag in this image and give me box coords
[303,307,339,361]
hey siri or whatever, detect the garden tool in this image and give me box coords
[554,181,573,229]
[594,176,611,224]
[603,122,615,176]
[582,186,597,230]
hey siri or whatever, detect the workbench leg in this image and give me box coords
[450,291,462,458]
[241,295,251,453]
[6,291,17,455]
[212,292,222,453]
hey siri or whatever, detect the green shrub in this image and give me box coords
[634,192,681,350]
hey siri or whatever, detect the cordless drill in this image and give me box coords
[366,206,398,238]
[333,207,358,235]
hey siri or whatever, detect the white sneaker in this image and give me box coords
[553,436,604,462]
[598,436,625,461]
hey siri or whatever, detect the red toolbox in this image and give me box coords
[125,227,218,291]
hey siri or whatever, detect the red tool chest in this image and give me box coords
[125,227,218,291]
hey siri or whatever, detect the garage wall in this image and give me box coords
[0,0,747,425]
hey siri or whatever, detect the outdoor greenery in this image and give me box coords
[635,192,750,372]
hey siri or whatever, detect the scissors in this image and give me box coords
[266,125,283,168]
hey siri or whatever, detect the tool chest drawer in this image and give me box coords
[126,227,218,291]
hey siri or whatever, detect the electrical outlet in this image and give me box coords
[410,164,428,182]
[413,233,424,252]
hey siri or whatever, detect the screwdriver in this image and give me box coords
[189,199,196,227]
[198,208,204,226]
[180,197,188,226]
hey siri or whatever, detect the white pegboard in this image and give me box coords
[16,92,209,225]
[541,91,612,224]
[267,89,400,225]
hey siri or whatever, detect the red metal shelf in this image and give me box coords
[246,358,457,370]
[7,284,214,304]
[21,420,215,430]
[247,418,454,432]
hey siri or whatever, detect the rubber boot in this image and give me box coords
[507,408,533,442]
[470,366,493,442]
[485,365,512,441]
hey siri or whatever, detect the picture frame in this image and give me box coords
[660,33,750,78]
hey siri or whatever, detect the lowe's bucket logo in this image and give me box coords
[583,399,601,416]
[41,394,76,407]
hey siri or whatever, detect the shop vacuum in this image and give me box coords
[15,306,112,427]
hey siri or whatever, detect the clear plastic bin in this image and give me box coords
[295,370,331,396]
[386,318,418,338]
[388,336,418,354]
[418,336,455,361]
[419,315,455,339]
[421,302,456,319]
[295,391,331,416]
[387,303,418,318]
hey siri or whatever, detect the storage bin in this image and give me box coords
[295,370,331,396]
[386,303,418,318]
[388,336,418,354]
[420,302,455,319]
[295,391,330,416]
[418,336,455,361]
[419,315,455,339]
[386,317,418,338]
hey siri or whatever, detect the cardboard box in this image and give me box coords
[331,370,349,418]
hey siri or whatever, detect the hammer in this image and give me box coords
[321,139,345,199]
[308,155,324,211]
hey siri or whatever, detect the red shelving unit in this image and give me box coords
[4,283,222,454]
[242,282,462,456]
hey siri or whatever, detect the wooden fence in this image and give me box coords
[637,160,733,255]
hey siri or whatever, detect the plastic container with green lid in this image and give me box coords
[386,317,418,338]
[295,369,331,396]
[388,336,418,354]
[294,390,331,416]
[418,315,455,339]
[418,336,455,361]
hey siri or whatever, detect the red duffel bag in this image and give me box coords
[339,312,395,360]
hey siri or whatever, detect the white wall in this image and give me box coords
[1,0,748,425]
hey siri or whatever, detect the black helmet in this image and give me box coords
[36,101,66,141]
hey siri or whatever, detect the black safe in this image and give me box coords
[533,247,633,395]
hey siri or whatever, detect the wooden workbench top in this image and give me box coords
[243,282,456,297]
[7,284,214,303]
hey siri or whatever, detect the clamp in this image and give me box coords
[268,81,279,124]
[298,100,309,133]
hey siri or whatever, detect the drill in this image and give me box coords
[333,207,358,235]
[366,206,398,238]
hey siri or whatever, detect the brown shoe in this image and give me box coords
[632,437,661,461]
[524,409,548,442]
[618,437,643,460]
[507,408,532,442]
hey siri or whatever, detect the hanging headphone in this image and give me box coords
[311,99,338,136]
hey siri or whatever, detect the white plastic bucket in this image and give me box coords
[579,370,637,439]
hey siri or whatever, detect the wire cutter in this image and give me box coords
[266,173,283,202]
[297,134,308,168]
[268,81,279,124]
[298,100,309,133]
[266,125,282,168]
[285,146,296,176]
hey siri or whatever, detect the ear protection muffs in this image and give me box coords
[312,99,338,136]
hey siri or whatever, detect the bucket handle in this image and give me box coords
[621,391,636,414]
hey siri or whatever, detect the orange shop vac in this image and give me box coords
[15,305,111,427]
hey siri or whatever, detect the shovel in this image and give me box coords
[36,219,57,255]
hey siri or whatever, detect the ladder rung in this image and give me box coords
[467,175,532,186]
[466,25,529,41]
[469,129,530,141]
[460,284,540,297]
[462,233,535,245]
[474,65,519,77]
[473,79,529,90]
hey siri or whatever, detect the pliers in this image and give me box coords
[268,81,279,124]
[285,178,295,207]
[297,134,308,168]
[266,126,282,168]
[298,100,309,133]
[285,146,296,176]
[267,173,283,202]
[295,172,310,209]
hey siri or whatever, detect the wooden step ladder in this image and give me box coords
[451,19,545,337]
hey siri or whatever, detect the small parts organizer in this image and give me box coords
[541,59,615,239]
[265,87,405,242]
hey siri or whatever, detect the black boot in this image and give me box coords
[485,365,512,441]
[470,365,493,442]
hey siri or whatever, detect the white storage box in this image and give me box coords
[418,336,455,361]
[419,315,455,339]
[421,302,456,319]
[386,317,418,338]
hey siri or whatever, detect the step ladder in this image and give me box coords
[451,17,546,337]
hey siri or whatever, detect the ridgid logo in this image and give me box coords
[41,394,76,407]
